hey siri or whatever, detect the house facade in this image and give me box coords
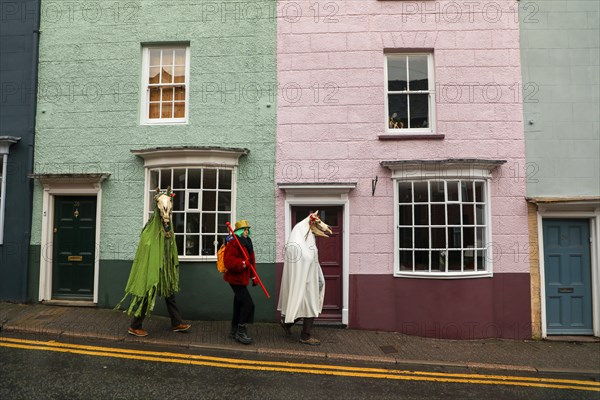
[0,0,39,302]
[521,1,600,338]
[275,0,531,338]
[29,0,277,320]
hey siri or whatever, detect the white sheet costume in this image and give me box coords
[277,214,327,324]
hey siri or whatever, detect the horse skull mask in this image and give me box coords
[155,188,173,237]
[309,211,333,238]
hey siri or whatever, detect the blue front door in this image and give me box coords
[543,219,593,335]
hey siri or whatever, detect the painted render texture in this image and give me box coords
[276,1,530,338]
[30,1,276,319]
[521,0,600,197]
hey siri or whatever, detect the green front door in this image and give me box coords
[52,196,97,300]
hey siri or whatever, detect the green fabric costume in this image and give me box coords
[115,207,179,318]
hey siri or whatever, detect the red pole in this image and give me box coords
[226,222,270,299]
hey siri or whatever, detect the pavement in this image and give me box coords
[1,301,599,376]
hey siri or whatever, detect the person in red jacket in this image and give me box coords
[223,219,257,344]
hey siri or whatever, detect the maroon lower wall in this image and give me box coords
[349,273,532,339]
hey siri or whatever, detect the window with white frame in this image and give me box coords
[148,167,233,258]
[396,179,490,276]
[385,53,435,133]
[141,46,190,124]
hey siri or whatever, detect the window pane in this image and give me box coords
[461,181,474,202]
[185,235,199,256]
[476,205,485,225]
[202,191,216,211]
[430,181,444,202]
[161,66,173,83]
[161,102,173,118]
[462,204,474,225]
[464,248,475,271]
[431,228,446,248]
[202,213,216,233]
[203,169,217,189]
[188,169,201,188]
[201,235,215,256]
[174,87,185,100]
[477,250,486,271]
[398,182,412,203]
[414,182,428,202]
[188,192,199,209]
[218,213,231,233]
[399,250,413,271]
[388,94,407,129]
[149,87,160,101]
[173,169,186,189]
[414,251,428,270]
[448,250,461,271]
[186,213,200,233]
[172,190,184,211]
[475,181,484,202]
[161,88,173,101]
[149,67,160,84]
[175,235,184,256]
[149,49,161,66]
[447,204,460,225]
[408,55,428,90]
[463,227,475,247]
[150,170,159,189]
[174,48,186,65]
[414,204,428,225]
[447,181,459,201]
[409,94,429,128]
[160,169,171,188]
[448,227,461,248]
[174,66,185,83]
[387,56,407,91]
[476,227,486,248]
[149,103,160,119]
[399,205,412,226]
[399,228,412,248]
[173,213,185,233]
[163,49,174,65]
[430,204,445,225]
[219,170,232,189]
[218,192,231,211]
[174,102,185,118]
[431,250,445,271]
[415,227,429,248]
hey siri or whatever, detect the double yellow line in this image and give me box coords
[1,337,598,392]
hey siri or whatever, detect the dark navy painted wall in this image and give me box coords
[0,0,39,301]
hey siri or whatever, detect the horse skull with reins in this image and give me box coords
[154,187,174,238]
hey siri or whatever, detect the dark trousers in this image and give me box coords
[282,317,316,340]
[130,294,183,329]
[229,284,254,329]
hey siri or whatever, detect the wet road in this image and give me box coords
[0,334,598,399]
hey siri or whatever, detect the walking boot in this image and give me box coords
[234,324,252,345]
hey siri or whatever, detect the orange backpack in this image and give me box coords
[216,243,228,273]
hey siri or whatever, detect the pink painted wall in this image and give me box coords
[275,1,528,275]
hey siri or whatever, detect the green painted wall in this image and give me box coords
[520,1,599,197]
[31,1,277,319]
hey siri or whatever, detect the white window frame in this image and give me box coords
[382,160,505,279]
[147,166,234,260]
[395,179,491,278]
[384,53,436,135]
[132,148,248,262]
[140,45,191,125]
[0,137,21,245]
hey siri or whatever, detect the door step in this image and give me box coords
[42,300,96,307]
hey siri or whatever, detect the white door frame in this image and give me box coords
[537,205,600,338]
[279,183,356,325]
[36,175,108,304]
